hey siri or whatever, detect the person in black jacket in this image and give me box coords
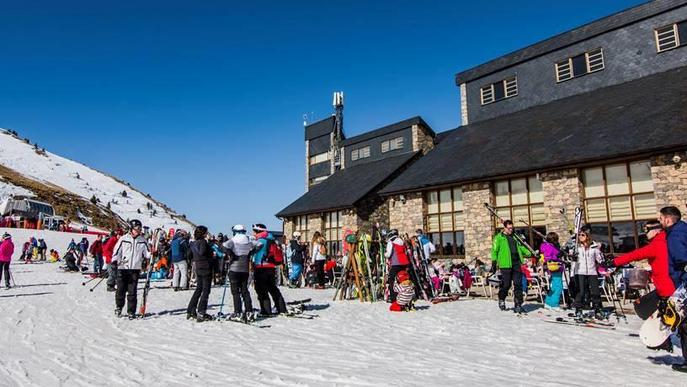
[187,226,215,322]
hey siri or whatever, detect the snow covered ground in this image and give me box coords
[0,262,683,387]
[0,129,194,231]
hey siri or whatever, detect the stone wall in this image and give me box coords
[388,191,424,235]
[308,213,323,239]
[341,209,359,233]
[283,218,295,239]
[463,182,494,260]
[652,152,687,217]
[541,169,583,239]
[411,124,435,155]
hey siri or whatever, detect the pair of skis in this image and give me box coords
[139,228,162,317]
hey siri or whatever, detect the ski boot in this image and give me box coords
[106,285,116,292]
[574,308,584,320]
[186,312,197,320]
[245,312,257,322]
[498,300,506,311]
[196,314,215,323]
[593,308,606,321]
[672,363,687,373]
[228,313,244,323]
[114,308,122,318]
[513,305,524,315]
[127,312,136,320]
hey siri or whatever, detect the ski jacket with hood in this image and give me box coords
[223,233,254,273]
[574,245,603,276]
[666,220,687,287]
[0,238,14,262]
[614,231,674,297]
[191,239,214,276]
[253,232,276,269]
[111,233,150,270]
[384,237,410,266]
[102,235,119,264]
[288,240,305,265]
[491,232,531,269]
[170,234,189,263]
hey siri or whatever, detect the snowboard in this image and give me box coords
[639,311,672,347]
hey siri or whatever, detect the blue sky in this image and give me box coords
[0,0,645,232]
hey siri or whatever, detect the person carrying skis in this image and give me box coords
[187,226,215,322]
[541,232,564,311]
[310,231,327,289]
[222,224,256,321]
[658,206,687,372]
[251,224,288,316]
[0,233,14,289]
[490,220,532,313]
[170,229,190,291]
[384,229,411,303]
[111,219,150,319]
[103,230,120,292]
[287,231,306,287]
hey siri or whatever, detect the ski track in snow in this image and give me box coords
[0,263,683,387]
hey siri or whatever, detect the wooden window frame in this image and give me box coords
[293,215,310,245]
[480,75,517,105]
[309,152,329,165]
[323,211,342,257]
[655,23,680,53]
[424,187,465,257]
[555,48,604,83]
[581,160,656,255]
[493,176,546,249]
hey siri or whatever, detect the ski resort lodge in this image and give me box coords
[277,0,687,260]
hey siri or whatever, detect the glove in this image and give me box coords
[657,298,668,316]
[490,263,497,274]
[601,256,616,269]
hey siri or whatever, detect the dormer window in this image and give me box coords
[555,48,604,83]
[351,146,370,161]
[655,21,687,52]
[480,76,517,105]
[381,137,404,153]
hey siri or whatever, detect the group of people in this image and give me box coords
[489,206,687,372]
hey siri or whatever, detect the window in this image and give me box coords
[493,176,546,250]
[555,48,604,82]
[381,137,404,153]
[480,76,518,105]
[655,21,687,52]
[323,211,343,257]
[425,187,465,256]
[309,175,328,185]
[582,161,656,254]
[293,215,310,243]
[351,146,370,161]
[309,152,329,165]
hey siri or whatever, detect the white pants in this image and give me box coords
[172,261,188,289]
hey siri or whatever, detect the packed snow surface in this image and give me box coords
[0,129,193,231]
[0,262,683,387]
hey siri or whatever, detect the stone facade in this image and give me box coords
[463,182,494,260]
[388,191,424,235]
[411,124,435,155]
[341,209,358,233]
[541,169,584,239]
[283,218,295,239]
[651,152,687,217]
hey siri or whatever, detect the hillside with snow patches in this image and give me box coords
[0,129,194,231]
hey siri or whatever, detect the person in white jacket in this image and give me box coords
[572,230,604,319]
[310,232,327,289]
[111,219,151,318]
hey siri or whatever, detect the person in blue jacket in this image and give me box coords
[659,206,687,373]
[170,230,190,291]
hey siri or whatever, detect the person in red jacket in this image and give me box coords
[89,235,104,274]
[606,220,675,319]
[102,231,120,292]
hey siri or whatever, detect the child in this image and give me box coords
[390,270,415,312]
[48,249,60,263]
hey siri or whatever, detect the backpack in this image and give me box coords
[268,241,284,265]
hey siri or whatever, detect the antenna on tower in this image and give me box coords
[303,113,308,127]
[332,91,344,170]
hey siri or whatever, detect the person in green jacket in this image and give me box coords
[490,220,532,313]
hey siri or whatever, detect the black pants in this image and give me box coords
[679,323,687,363]
[573,274,602,309]
[315,260,326,286]
[229,271,253,314]
[188,273,212,316]
[498,268,523,306]
[254,268,287,314]
[633,289,659,320]
[115,269,140,315]
[0,262,10,287]
[388,264,409,303]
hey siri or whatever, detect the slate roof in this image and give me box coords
[276,152,419,217]
[381,66,687,195]
[455,0,687,84]
[340,116,435,147]
[305,116,336,141]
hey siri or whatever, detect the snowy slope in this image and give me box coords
[0,177,32,199]
[0,129,194,231]
[0,263,684,386]
[0,228,100,261]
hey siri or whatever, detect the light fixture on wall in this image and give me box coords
[399,194,406,204]
[672,153,682,165]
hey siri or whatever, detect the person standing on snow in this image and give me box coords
[222,224,256,322]
[90,235,104,274]
[287,232,306,287]
[541,232,564,311]
[111,220,150,319]
[78,237,89,266]
[170,229,190,291]
[491,220,532,314]
[251,224,287,316]
[187,226,215,322]
[103,231,120,292]
[310,231,327,289]
[384,229,411,303]
[0,233,15,289]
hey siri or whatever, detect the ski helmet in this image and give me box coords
[293,231,302,239]
[129,219,143,230]
[2,233,10,240]
[232,224,246,233]
[252,223,267,232]
[387,229,399,239]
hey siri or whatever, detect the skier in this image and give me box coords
[572,231,604,319]
[384,229,411,303]
[38,238,47,261]
[90,235,104,274]
[310,231,327,289]
[541,232,564,311]
[186,225,215,322]
[490,220,532,313]
[658,206,687,372]
[111,219,150,319]
[103,231,120,292]
[222,224,255,322]
[251,224,287,316]
[0,233,14,289]
[78,237,89,266]
[170,229,190,291]
[287,231,306,287]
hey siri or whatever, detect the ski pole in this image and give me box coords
[90,276,106,292]
[217,269,231,317]
[9,269,17,287]
[82,273,105,286]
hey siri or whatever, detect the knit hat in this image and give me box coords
[397,270,410,283]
